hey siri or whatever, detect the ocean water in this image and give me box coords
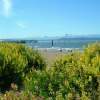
[27,38,100,49]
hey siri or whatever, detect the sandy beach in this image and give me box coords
[37,48,71,66]
[41,51,65,66]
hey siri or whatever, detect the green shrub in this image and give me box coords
[24,70,50,97]
[0,42,100,99]
[0,42,46,91]
[0,90,44,100]
[24,43,100,99]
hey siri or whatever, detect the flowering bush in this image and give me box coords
[0,42,100,99]
[24,43,100,99]
[0,43,46,91]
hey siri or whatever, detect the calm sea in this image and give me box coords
[27,38,100,49]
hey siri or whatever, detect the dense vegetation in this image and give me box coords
[0,42,100,99]
[0,43,46,91]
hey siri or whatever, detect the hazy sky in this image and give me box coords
[0,0,100,39]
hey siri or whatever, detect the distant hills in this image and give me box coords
[0,34,100,41]
[59,34,100,40]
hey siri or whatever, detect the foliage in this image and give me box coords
[0,42,46,91]
[0,42,100,99]
[0,90,44,100]
[24,42,100,99]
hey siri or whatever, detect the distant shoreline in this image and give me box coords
[33,47,82,53]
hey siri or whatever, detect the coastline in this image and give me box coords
[34,47,81,53]
[34,47,81,66]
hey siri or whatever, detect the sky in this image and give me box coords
[0,0,100,39]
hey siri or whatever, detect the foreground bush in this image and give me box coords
[0,90,44,100]
[0,42,46,91]
[24,43,100,99]
[0,42,100,99]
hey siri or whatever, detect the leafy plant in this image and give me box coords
[0,42,46,91]
[24,42,100,99]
